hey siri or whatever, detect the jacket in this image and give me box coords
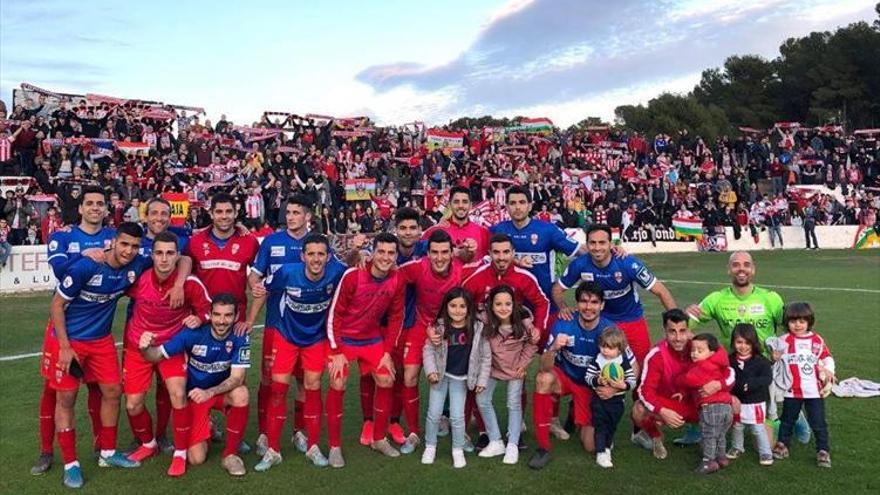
[485,323,539,381]
[729,352,772,404]
[422,320,491,390]
[677,348,733,407]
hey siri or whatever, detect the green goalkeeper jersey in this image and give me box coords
[691,285,784,346]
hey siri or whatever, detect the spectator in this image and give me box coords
[0,218,10,268]
[3,187,37,245]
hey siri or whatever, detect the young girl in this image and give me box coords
[475,286,540,465]
[771,302,835,468]
[726,323,774,466]
[422,288,491,468]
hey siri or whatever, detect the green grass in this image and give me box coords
[1,250,879,494]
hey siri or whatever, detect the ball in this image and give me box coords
[601,362,624,382]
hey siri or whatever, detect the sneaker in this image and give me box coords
[221,454,246,477]
[437,415,450,437]
[795,413,812,444]
[759,454,774,466]
[388,423,407,445]
[167,455,187,477]
[254,448,283,472]
[716,456,730,469]
[631,430,653,450]
[62,465,84,489]
[255,433,268,457]
[478,440,506,458]
[517,435,529,451]
[399,433,420,455]
[305,445,329,468]
[238,439,252,456]
[528,448,552,470]
[596,449,613,469]
[549,419,570,440]
[359,420,374,446]
[292,430,308,454]
[772,442,789,460]
[99,452,141,468]
[127,444,158,463]
[502,442,519,464]
[726,447,744,460]
[652,438,668,460]
[474,433,490,452]
[672,425,701,446]
[328,447,345,468]
[816,450,831,468]
[30,453,53,476]
[462,434,475,453]
[210,415,224,443]
[157,436,174,455]
[371,438,400,458]
[452,448,466,468]
[421,445,437,465]
[695,459,720,475]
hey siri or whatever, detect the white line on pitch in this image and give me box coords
[663,279,880,294]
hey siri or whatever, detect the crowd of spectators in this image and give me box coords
[0,86,879,261]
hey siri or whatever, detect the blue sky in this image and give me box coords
[1,0,875,127]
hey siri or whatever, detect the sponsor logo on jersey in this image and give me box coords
[87,274,103,286]
[517,252,547,264]
[271,246,285,257]
[49,240,59,252]
[79,289,125,303]
[580,272,595,282]
[189,358,231,373]
[749,304,765,315]
[68,242,80,254]
[287,287,302,298]
[191,345,207,357]
[200,259,242,271]
[285,298,331,314]
[62,276,73,288]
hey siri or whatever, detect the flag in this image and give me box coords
[506,117,553,134]
[345,178,376,201]
[162,193,190,226]
[853,226,880,249]
[672,217,703,239]
[426,129,464,150]
[610,227,621,245]
[115,141,150,155]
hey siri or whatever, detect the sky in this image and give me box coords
[1,0,875,127]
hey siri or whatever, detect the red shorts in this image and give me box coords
[41,332,120,391]
[189,395,227,446]
[271,336,327,375]
[651,396,699,424]
[395,324,427,367]
[553,367,593,426]
[333,341,391,377]
[617,318,651,366]
[122,344,187,395]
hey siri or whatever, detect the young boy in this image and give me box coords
[677,333,733,474]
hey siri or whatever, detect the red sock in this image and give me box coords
[359,374,374,421]
[304,389,322,448]
[391,379,404,423]
[402,385,420,435]
[39,381,56,454]
[373,385,392,441]
[326,388,344,448]
[155,381,171,438]
[257,381,271,435]
[171,406,191,451]
[127,409,154,444]
[293,394,305,432]
[100,425,118,451]
[86,383,102,447]
[640,417,661,439]
[223,405,249,458]
[533,392,553,451]
[57,428,78,464]
[267,382,290,452]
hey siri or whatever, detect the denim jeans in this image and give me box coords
[731,421,772,458]
[804,224,819,249]
[425,375,467,449]
[476,378,524,444]
[768,226,783,247]
[0,241,10,266]
[778,397,829,452]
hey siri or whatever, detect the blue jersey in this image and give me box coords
[47,226,116,280]
[491,219,579,311]
[545,316,622,386]
[161,324,251,391]
[397,240,428,330]
[56,256,150,341]
[252,230,311,329]
[138,225,191,259]
[558,254,657,323]
[265,258,347,347]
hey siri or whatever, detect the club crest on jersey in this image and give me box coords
[104,239,112,248]
[202,242,210,255]
[226,341,234,354]
[231,243,240,255]
[326,284,334,294]
[127,271,136,284]
[737,304,747,317]
[530,233,538,245]
[49,240,59,252]
[614,271,623,283]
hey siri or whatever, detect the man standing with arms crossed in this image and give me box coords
[423,185,489,266]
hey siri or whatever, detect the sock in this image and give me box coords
[57,428,78,465]
[155,381,171,439]
[100,425,118,452]
[171,406,191,452]
[533,392,553,451]
[127,409,154,444]
[267,382,290,452]
[222,405,249,458]
[86,383,102,448]
[326,388,344,448]
[304,389,322,449]
[293,393,305,433]
[39,381,56,454]
[359,374,374,421]
[390,379,404,425]
[257,381,271,435]
[402,385,420,436]
[640,417,661,439]
[373,385,392,442]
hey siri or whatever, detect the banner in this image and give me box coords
[162,192,190,226]
[0,176,36,196]
[622,226,690,243]
[0,245,55,293]
[426,129,464,150]
[698,228,728,252]
[344,178,376,201]
[672,217,703,240]
[506,117,553,134]
[115,141,150,155]
[852,226,880,249]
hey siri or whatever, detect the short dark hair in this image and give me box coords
[373,232,399,249]
[783,301,815,330]
[145,197,171,213]
[212,293,238,313]
[210,192,236,210]
[153,231,179,250]
[506,185,531,203]
[693,333,720,352]
[662,308,689,327]
[116,222,144,239]
[489,233,512,249]
[303,233,330,252]
[395,207,420,226]
[586,224,613,241]
[287,193,313,211]
[427,229,453,251]
[575,281,604,302]
[449,185,471,200]
[80,186,106,205]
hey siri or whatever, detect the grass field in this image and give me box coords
[1,250,878,494]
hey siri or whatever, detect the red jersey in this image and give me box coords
[398,258,476,330]
[327,266,405,353]
[462,263,549,331]
[422,219,491,263]
[638,340,691,414]
[124,269,213,348]
[187,228,259,320]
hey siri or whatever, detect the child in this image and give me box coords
[726,323,774,466]
[771,302,834,468]
[584,327,636,468]
[677,333,733,475]
[422,288,491,468]
[475,285,540,464]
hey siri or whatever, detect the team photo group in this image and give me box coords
[36,183,835,489]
